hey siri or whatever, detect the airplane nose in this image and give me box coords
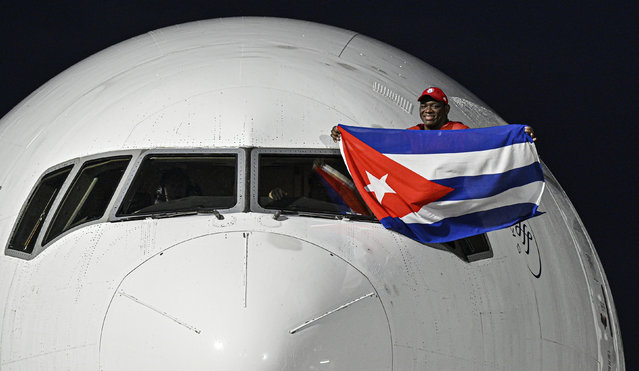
[100,231,392,370]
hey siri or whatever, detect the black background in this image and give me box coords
[1,1,637,367]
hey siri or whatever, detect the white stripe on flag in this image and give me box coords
[400,181,545,225]
[386,142,539,180]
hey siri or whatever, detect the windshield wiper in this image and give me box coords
[297,211,342,220]
[294,211,378,222]
[152,208,225,220]
[342,214,378,222]
[270,208,377,222]
[195,208,224,220]
[272,209,299,220]
[115,208,224,222]
[113,214,151,222]
[114,211,196,222]
[152,211,198,219]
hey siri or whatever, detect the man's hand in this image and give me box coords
[268,187,288,200]
[525,126,537,142]
[331,125,341,142]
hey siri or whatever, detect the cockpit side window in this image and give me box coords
[445,233,493,262]
[116,154,237,216]
[256,153,373,218]
[7,165,73,254]
[42,156,131,245]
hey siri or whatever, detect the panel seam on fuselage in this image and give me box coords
[0,262,19,366]
[338,33,359,58]
[545,186,604,363]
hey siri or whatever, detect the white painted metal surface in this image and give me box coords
[101,232,391,369]
[0,17,623,370]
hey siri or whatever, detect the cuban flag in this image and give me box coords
[312,162,369,215]
[338,124,545,243]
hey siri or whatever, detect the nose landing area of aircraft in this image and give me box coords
[99,231,392,370]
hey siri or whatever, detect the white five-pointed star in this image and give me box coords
[364,171,396,203]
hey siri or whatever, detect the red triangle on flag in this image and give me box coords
[340,126,454,220]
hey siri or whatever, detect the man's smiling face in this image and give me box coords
[419,99,450,129]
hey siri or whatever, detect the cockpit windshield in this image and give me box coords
[7,165,73,254]
[257,154,373,218]
[44,156,131,244]
[116,154,237,216]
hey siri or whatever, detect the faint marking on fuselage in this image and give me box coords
[510,222,542,278]
[393,343,470,361]
[337,62,357,71]
[243,232,249,308]
[372,81,413,114]
[140,220,157,256]
[289,292,376,334]
[118,290,201,334]
[0,343,95,366]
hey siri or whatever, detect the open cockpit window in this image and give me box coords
[255,152,373,219]
[43,156,131,245]
[445,233,493,262]
[7,165,73,254]
[116,154,237,217]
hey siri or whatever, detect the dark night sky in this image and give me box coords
[1,0,637,367]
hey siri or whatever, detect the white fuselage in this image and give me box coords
[0,17,623,370]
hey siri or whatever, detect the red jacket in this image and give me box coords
[407,121,469,130]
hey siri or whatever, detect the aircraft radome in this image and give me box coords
[0,17,624,370]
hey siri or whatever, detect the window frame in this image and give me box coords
[5,148,247,260]
[249,148,372,218]
[5,151,139,259]
[443,233,494,262]
[41,155,133,246]
[5,146,493,263]
[110,148,247,221]
[5,161,76,260]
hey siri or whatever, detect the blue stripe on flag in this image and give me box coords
[339,124,532,154]
[380,203,541,243]
[434,163,545,201]
[316,175,351,213]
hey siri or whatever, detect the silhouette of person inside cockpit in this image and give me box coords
[154,168,201,204]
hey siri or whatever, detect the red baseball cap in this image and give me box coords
[418,87,448,104]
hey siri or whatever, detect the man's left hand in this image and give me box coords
[525,126,537,142]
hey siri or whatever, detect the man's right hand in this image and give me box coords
[268,187,287,200]
[331,125,341,142]
[524,126,537,142]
